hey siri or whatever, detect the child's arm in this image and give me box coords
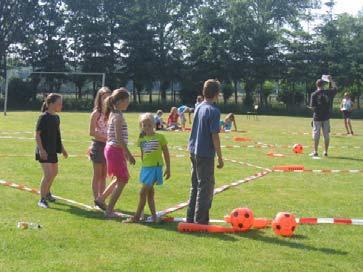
[89,111,107,142]
[233,120,237,131]
[162,144,171,179]
[114,115,135,165]
[212,133,223,169]
[57,122,68,159]
[61,143,68,159]
[35,131,47,160]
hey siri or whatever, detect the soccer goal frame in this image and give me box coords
[3,71,106,116]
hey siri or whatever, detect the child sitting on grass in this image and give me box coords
[220,113,237,132]
[126,113,170,223]
[154,110,166,130]
[167,107,180,130]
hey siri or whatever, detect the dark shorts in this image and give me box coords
[36,153,58,163]
[342,110,351,119]
[89,140,106,164]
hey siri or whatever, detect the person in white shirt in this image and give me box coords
[340,92,354,135]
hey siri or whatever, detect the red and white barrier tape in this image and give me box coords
[160,217,363,226]
[273,169,363,174]
[1,179,97,211]
[0,131,33,134]
[169,145,270,171]
[226,157,363,174]
[154,170,271,218]
[283,131,358,137]
[3,180,362,226]
[224,158,270,171]
[3,135,361,150]
[297,217,363,226]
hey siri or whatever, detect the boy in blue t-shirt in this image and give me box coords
[187,79,224,225]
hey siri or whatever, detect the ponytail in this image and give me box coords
[41,93,62,112]
[103,88,130,121]
[103,95,114,121]
[41,102,48,112]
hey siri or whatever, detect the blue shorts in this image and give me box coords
[140,166,163,186]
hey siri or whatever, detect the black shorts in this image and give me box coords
[36,153,58,163]
[342,110,351,119]
[89,140,106,164]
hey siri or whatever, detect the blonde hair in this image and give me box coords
[170,107,177,114]
[139,113,155,137]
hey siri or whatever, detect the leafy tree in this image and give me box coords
[0,0,37,86]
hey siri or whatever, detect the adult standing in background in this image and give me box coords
[309,75,338,157]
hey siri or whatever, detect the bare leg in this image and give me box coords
[40,163,57,198]
[97,178,118,202]
[348,119,354,134]
[98,164,107,196]
[344,119,350,134]
[105,179,127,215]
[324,138,330,154]
[133,186,149,222]
[92,163,105,199]
[314,136,319,154]
[147,186,157,221]
[45,163,58,194]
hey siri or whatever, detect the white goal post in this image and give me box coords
[3,71,106,116]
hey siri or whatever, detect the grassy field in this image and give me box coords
[1,112,363,272]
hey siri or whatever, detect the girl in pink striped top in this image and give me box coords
[95,88,135,218]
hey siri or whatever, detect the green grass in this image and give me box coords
[1,112,363,272]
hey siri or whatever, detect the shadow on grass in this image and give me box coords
[144,223,347,256]
[141,221,239,242]
[242,229,347,255]
[50,201,133,223]
[50,201,347,255]
[329,156,363,162]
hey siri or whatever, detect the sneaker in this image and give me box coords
[323,151,328,157]
[38,198,49,209]
[309,152,318,157]
[46,192,56,202]
[94,199,107,211]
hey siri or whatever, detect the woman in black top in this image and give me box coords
[35,93,68,208]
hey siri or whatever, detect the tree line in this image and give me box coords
[1,0,362,108]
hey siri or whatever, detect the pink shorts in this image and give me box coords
[104,145,129,182]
